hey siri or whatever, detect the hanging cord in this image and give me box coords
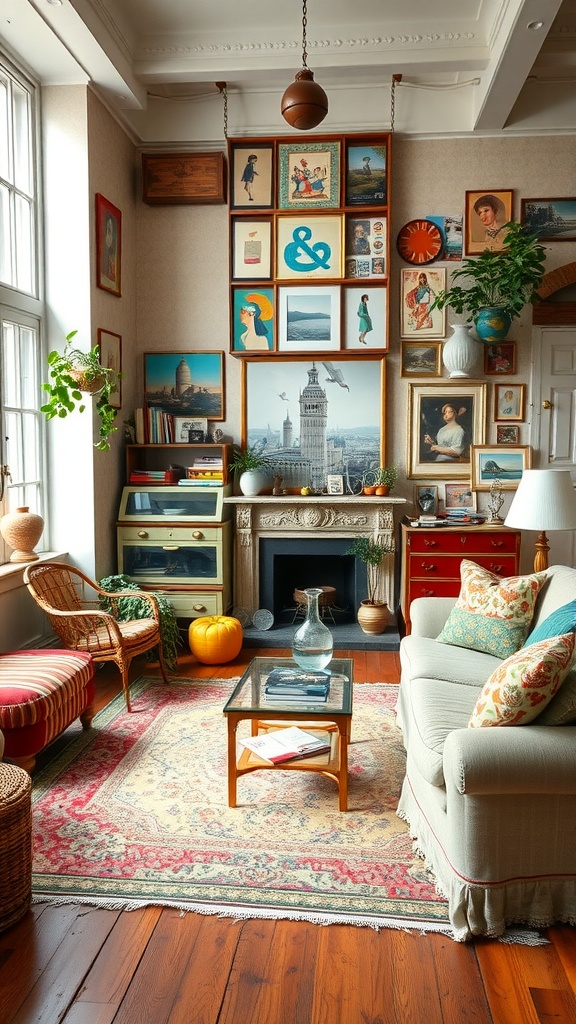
[390,74,402,132]
[216,81,228,139]
[301,0,309,68]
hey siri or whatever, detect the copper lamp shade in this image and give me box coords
[281,69,329,131]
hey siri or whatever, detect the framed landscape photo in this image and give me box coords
[401,341,442,377]
[343,285,387,351]
[444,482,476,513]
[229,142,274,210]
[96,193,121,296]
[484,341,516,375]
[464,189,513,255]
[495,382,525,421]
[278,286,340,352]
[345,139,387,206]
[471,444,531,491]
[278,140,340,210]
[144,351,224,420]
[400,268,446,339]
[231,287,274,353]
[407,381,487,479]
[173,416,208,443]
[521,197,576,241]
[97,328,122,408]
[232,218,272,280]
[277,215,342,280]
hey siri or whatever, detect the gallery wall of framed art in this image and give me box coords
[228,133,391,357]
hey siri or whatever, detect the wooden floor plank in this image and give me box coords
[547,926,576,992]
[73,906,162,1008]
[475,942,545,1024]
[530,985,576,1024]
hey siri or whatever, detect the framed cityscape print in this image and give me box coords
[229,141,274,210]
[345,138,387,206]
[345,215,386,279]
[471,445,531,491]
[400,341,442,377]
[231,287,274,353]
[278,140,340,209]
[407,381,487,479]
[144,351,224,420]
[400,268,446,339]
[96,193,121,296]
[343,285,387,351]
[278,286,340,353]
[232,218,272,280]
[464,189,513,254]
[243,358,385,492]
[521,198,576,241]
[495,382,525,421]
[97,328,122,408]
[276,215,342,280]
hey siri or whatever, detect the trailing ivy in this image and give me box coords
[98,574,182,670]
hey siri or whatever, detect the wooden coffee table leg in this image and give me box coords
[338,718,349,812]
[227,715,239,808]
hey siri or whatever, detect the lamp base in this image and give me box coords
[533,531,550,573]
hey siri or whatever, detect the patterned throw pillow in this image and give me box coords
[469,632,575,727]
[437,559,547,658]
[524,598,576,647]
[536,669,576,726]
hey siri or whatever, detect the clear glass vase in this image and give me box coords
[292,588,333,671]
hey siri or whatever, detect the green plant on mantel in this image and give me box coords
[344,537,394,605]
[98,574,182,670]
[375,466,398,490]
[40,330,122,451]
[228,443,271,475]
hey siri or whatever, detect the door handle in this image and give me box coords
[542,400,552,409]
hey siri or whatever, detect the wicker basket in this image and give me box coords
[0,764,32,932]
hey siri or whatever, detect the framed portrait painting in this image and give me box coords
[278,286,340,353]
[495,382,525,421]
[343,285,387,351]
[144,351,224,420]
[471,445,531,491]
[400,268,446,339]
[232,218,272,280]
[407,381,486,479]
[276,215,342,280]
[97,328,122,409]
[231,287,274,353]
[344,139,387,206]
[521,198,576,241]
[96,193,121,296]
[278,140,340,210]
[229,142,273,210]
[465,189,513,255]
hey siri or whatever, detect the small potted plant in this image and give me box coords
[430,221,547,343]
[41,330,122,451]
[228,443,272,496]
[345,536,394,634]
[374,466,398,495]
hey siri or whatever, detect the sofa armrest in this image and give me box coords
[409,597,457,638]
[444,726,576,796]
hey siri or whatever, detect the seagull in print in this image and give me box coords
[278,392,288,401]
[322,362,350,391]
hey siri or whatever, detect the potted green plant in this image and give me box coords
[40,330,122,451]
[430,221,547,343]
[228,444,272,496]
[98,574,182,670]
[374,466,398,495]
[344,536,394,634]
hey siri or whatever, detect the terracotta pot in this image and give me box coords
[363,485,376,495]
[357,600,390,635]
[374,485,389,496]
[0,506,44,562]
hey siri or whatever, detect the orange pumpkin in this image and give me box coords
[188,615,243,665]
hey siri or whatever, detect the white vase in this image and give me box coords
[239,469,268,496]
[442,324,479,378]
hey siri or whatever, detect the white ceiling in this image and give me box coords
[2,0,576,139]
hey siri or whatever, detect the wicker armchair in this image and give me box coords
[23,562,169,712]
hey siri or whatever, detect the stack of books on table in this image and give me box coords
[263,667,331,705]
[239,726,331,764]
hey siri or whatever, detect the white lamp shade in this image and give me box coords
[504,469,576,531]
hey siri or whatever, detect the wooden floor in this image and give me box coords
[2,647,576,1024]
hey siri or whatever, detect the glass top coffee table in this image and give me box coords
[223,656,354,811]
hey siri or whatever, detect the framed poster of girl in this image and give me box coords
[400,268,446,339]
[96,193,121,296]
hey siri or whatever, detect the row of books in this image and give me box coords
[263,667,331,705]
[129,469,181,485]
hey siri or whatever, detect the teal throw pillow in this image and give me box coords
[525,599,576,647]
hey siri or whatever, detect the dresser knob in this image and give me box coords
[137,531,148,539]
[192,530,204,539]
[423,539,437,547]
[193,604,206,612]
[490,564,504,574]
[422,563,436,572]
[491,540,504,548]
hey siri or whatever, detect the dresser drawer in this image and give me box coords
[409,579,461,602]
[409,552,519,580]
[408,529,518,554]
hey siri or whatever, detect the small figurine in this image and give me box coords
[272,475,283,495]
[486,479,505,523]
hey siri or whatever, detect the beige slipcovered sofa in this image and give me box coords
[396,563,576,941]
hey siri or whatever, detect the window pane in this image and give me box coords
[4,410,23,481]
[14,193,33,294]
[12,82,31,196]
[20,326,37,408]
[3,321,17,405]
[22,413,40,479]
[0,183,11,286]
[0,74,8,181]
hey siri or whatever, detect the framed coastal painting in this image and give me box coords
[231,287,274,353]
[277,140,340,209]
[96,193,121,296]
[277,286,340,353]
[471,445,531,491]
[144,351,224,420]
[343,285,387,351]
[400,268,446,339]
[407,381,487,479]
[276,215,342,280]
[521,197,576,241]
[229,141,274,210]
[97,328,122,409]
[464,189,513,255]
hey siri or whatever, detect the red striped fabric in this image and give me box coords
[0,651,94,730]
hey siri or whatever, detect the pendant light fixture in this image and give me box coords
[281,0,328,131]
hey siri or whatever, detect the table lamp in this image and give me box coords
[504,469,576,572]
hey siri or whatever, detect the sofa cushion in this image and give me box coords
[536,669,576,726]
[525,598,576,646]
[469,632,575,728]
[531,565,576,630]
[437,559,547,658]
[400,634,500,689]
[406,677,480,787]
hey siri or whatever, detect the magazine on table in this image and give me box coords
[239,726,331,764]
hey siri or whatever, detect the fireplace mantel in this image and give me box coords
[225,495,407,613]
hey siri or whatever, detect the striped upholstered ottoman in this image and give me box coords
[0,650,95,773]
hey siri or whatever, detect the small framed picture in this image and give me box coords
[278,140,340,209]
[496,424,520,444]
[96,193,121,296]
[465,190,514,255]
[400,268,446,339]
[173,417,208,443]
[521,198,576,241]
[484,342,516,375]
[343,285,387,351]
[229,142,274,210]
[232,218,272,280]
[494,383,525,421]
[345,138,387,206]
[344,215,387,280]
[231,287,274,353]
[326,474,344,495]
[97,328,122,409]
[277,215,342,280]
[444,482,476,513]
[144,352,224,420]
[414,484,438,515]
[278,286,340,352]
[471,445,531,491]
[401,341,442,377]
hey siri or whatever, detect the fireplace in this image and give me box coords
[225,494,406,616]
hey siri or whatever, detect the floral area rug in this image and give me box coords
[31,677,452,935]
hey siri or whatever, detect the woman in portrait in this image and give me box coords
[238,293,273,351]
[357,293,373,344]
[405,272,435,331]
[424,402,468,462]
[472,194,507,250]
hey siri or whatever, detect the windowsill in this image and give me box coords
[0,551,68,596]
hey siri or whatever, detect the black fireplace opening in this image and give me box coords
[259,537,368,624]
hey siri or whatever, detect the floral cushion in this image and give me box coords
[536,669,576,725]
[437,559,547,658]
[469,632,575,727]
[524,598,576,646]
